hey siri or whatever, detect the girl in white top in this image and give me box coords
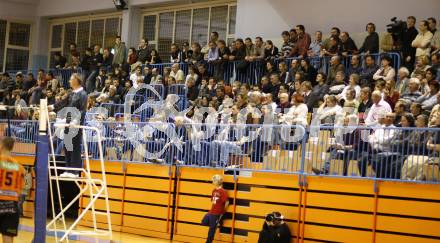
[280,93,308,127]
[337,73,361,101]
[185,65,199,86]
[130,65,144,85]
[411,55,431,78]
[316,95,343,124]
[373,55,395,81]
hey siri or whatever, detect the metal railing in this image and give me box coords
[3,119,439,184]
[138,52,401,85]
[6,68,85,89]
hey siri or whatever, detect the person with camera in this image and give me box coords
[258,212,291,243]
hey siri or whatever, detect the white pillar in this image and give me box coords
[120,5,141,49]
[30,17,50,69]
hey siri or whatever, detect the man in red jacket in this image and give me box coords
[201,174,229,243]
[291,25,311,58]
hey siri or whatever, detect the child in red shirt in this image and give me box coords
[201,174,229,243]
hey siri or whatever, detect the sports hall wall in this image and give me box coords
[1,0,439,71]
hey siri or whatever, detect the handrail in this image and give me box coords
[136,52,400,85]
[3,120,439,184]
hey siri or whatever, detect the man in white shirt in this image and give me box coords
[262,93,277,115]
[150,68,163,84]
[364,90,392,126]
[412,20,434,57]
[358,112,397,177]
[170,63,185,84]
[130,65,144,85]
[368,113,396,152]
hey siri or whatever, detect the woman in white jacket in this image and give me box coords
[373,55,395,82]
[316,95,343,125]
[279,93,308,127]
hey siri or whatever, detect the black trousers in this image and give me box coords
[201,213,221,243]
[64,130,83,169]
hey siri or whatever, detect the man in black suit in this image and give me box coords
[58,74,88,177]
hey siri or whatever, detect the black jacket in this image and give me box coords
[60,88,88,125]
[90,53,103,71]
[232,46,246,60]
[307,83,329,111]
[264,46,279,61]
[359,32,379,53]
[218,47,231,61]
[187,86,199,101]
[54,56,67,68]
[340,37,358,54]
[258,223,291,243]
[102,54,114,68]
[137,46,152,63]
[402,27,418,57]
[80,54,92,71]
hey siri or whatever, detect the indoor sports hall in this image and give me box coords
[0,0,440,242]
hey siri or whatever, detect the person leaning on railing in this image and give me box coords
[170,43,183,64]
[264,40,279,62]
[189,42,204,65]
[214,40,230,81]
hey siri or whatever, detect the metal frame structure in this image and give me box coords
[47,13,123,69]
[39,101,112,242]
[140,0,237,56]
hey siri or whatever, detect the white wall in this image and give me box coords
[37,0,179,17]
[0,0,37,21]
[36,0,115,17]
[236,0,440,46]
[2,0,440,69]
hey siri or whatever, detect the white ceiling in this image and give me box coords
[1,0,39,5]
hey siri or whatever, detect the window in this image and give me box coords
[63,22,77,55]
[5,49,29,71]
[191,8,209,47]
[0,20,7,71]
[210,6,228,43]
[8,23,31,47]
[142,2,236,62]
[48,15,122,68]
[77,21,90,53]
[174,10,191,47]
[228,5,236,35]
[104,18,119,48]
[0,21,32,71]
[51,25,62,49]
[90,19,105,48]
[143,15,157,43]
[158,12,174,61]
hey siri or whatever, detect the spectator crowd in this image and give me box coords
[0,16,440,179]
